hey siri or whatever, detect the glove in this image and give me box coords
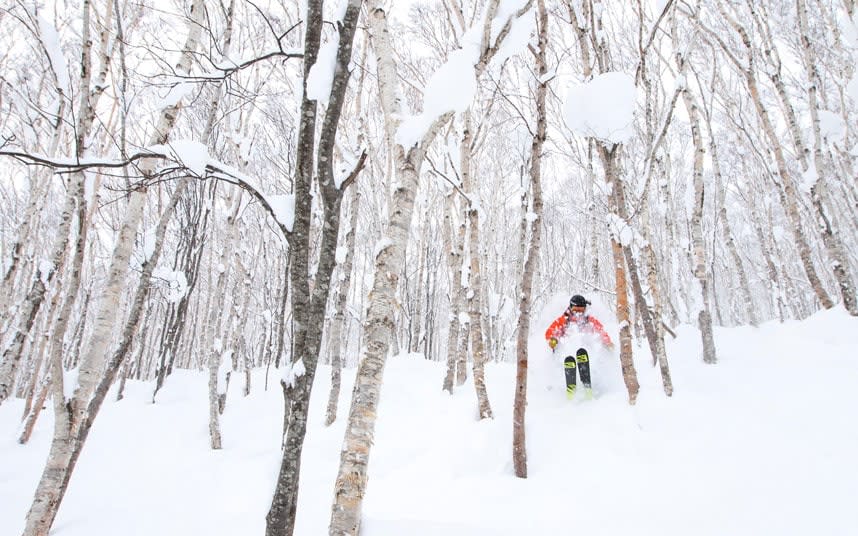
[548,337,558,351]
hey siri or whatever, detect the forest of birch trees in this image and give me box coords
[1,0,857,534]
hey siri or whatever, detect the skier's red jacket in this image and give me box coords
[545,310,613,349]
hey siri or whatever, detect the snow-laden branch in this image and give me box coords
[0,148,168,172]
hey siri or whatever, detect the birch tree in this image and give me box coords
[513,0,547,479]
[674,11,717,364]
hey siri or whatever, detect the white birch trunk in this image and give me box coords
[206,193,242,450]
[461,111,493,420]
[325,187,360,426]
[442,190,465,393]
[678,57,717,364]
[513,0,547,478]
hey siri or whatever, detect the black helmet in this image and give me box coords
[570,294,590,308]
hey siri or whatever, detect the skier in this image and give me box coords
[545,294,614,400]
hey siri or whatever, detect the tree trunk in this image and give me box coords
[678,58,717,364]
[265,2,362,535]
[461,111,493,420]
[702,100,758,325]
[513,0,547,479]
[206,192,242,449]
[641,202,673,396]
[442,190,465,393]
[599,145,640,404]
[325,187,360,426]
[329,4,446,533]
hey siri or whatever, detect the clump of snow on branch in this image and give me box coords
[281,359,306,388]
[147,140,209,176]
[374,237,393,259]
[133,226,157,267]
[63,367,79,403]
[396,2,535,148]
[335,147,362,188]
[326,0,348,22]
[307,36,340,104]
[38,259,54,285]
[38,15,69,92]
[800,163,819,194]
[158,81,195,109]
[489,4,536,69]
[170,140,209,176]
[606,213,635,247]
[267,194,295,232]
[153,268,189,303]
[564,72,638,145]
[335,246,348,264]
[396,49,477,148]
[216,350,232,395]
[817,110,845,143]
[489,0,530,44]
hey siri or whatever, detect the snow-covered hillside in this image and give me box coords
[3,308,858,535]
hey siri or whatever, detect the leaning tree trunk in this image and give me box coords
[513,0,547,479]
[330,4,447,533]
[151,184,211,400]
[17,170,90,440]
[702,96,758,326]
[641,201,673,396]
[0,10,72,332]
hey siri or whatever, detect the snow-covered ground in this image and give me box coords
[3,307,858,535]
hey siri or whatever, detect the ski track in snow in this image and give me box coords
[2,307,858,535]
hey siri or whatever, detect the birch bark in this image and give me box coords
[676,46,717,364]
[325,187,360,426]
[461,111,493,419]
[442,190,465,392]
[513,0,547,479]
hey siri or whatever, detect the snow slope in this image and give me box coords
[2,307,858,535]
